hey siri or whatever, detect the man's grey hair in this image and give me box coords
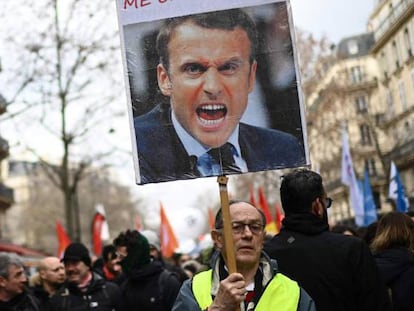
[0,252,24,279]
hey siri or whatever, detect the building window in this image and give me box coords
[347,40,359,55]
[392,41,401,69]
[398,80,407,110]
[360,124,372,146]
[355,95,368,114]
[404,28,413,58]
[381,51,388,79]
[410,69,414,90]
[350,66,362,84]
[365,158,377,176]
[403,121,412,141]
[386,90,395,116]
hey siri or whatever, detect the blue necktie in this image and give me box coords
[208,143,241,174]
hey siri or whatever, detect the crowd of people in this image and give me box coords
[0,169,413,310]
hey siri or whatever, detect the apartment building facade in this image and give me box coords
[305,0,414,224]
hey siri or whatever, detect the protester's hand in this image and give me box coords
[210,273,246,311]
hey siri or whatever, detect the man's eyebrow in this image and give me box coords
[180,61,207,70]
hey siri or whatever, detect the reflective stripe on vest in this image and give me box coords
[192,269,300,311]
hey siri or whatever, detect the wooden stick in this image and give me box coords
[217,176,241,311]
[217,176,237,274]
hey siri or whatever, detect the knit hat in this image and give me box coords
[140,230,160,251]
[62,242,92,267]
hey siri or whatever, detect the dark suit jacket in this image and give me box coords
[134,105,306,184]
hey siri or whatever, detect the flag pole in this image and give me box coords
[217,175,240,311]
[217,176,237,273]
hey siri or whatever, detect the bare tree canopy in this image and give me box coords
[0,0,132,240]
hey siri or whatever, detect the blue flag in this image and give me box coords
[363,169,378,226]
[389,161,409,213]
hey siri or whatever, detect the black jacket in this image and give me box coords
[121,261,181,311]
[374,247,414,311]
[0,291,40,311]
[31,285,54,311]
[50,272,122,311]
[264,213,392,311]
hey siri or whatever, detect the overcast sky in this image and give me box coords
[290,0,374,43]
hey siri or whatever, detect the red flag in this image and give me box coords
[274,202,285,233]
[92,213,105,256]
[258,187,277,234]
[160,203,179,258]
[92,204,110,256]
[56,221,71,258]
[208,207,215,230]
[249,185,257,206]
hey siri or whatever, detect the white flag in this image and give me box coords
[388,161,398,200]
[341,128,364,226]
[96,204,110,241]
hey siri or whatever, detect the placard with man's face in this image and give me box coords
[116,0,309,184]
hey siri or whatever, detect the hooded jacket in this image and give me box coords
[374,247,414,311]
[120,260,181,311]
[264,213,392,311]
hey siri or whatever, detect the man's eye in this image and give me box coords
[219,63,239,74]
[250,225,262,231]
[184,64,205,74]
[232,224,243,231]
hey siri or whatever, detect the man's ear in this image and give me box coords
[211,230,223,250]
[39,270,46,280]
[0,275,6,287]
[247,60,257,93]
[311,198,324,218]
[157,64,172,96]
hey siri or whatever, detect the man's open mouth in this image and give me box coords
[196,104,227,125]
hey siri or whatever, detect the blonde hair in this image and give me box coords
[371,212,414,253]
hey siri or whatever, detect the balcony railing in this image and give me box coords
[374,0,414,41]
[384,136,414,163]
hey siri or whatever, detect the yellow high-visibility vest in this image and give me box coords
[192,269,300,311]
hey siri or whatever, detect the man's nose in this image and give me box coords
[203,68,223,96]
[21,273,28,282]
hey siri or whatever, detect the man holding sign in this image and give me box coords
[172,201,315,311]
[134,8,306,184]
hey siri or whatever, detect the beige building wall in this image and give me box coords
[305,0,414,225]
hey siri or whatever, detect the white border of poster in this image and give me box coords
[116,0,310,184]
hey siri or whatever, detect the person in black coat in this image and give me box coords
[371,211,414,311]
[50,243,122,311]
[264,169,392,311]
[0,252,40,311]
[113,230,181,311]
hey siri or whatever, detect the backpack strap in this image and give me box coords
[158,269,177,311]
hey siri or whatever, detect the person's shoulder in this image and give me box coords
[134,104,169,128]
[240,123,300,143]
[325,230,365,245]
[239,123,304,162]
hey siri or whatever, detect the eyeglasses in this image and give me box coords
[216,222,264,235]
[325,197,333,209]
